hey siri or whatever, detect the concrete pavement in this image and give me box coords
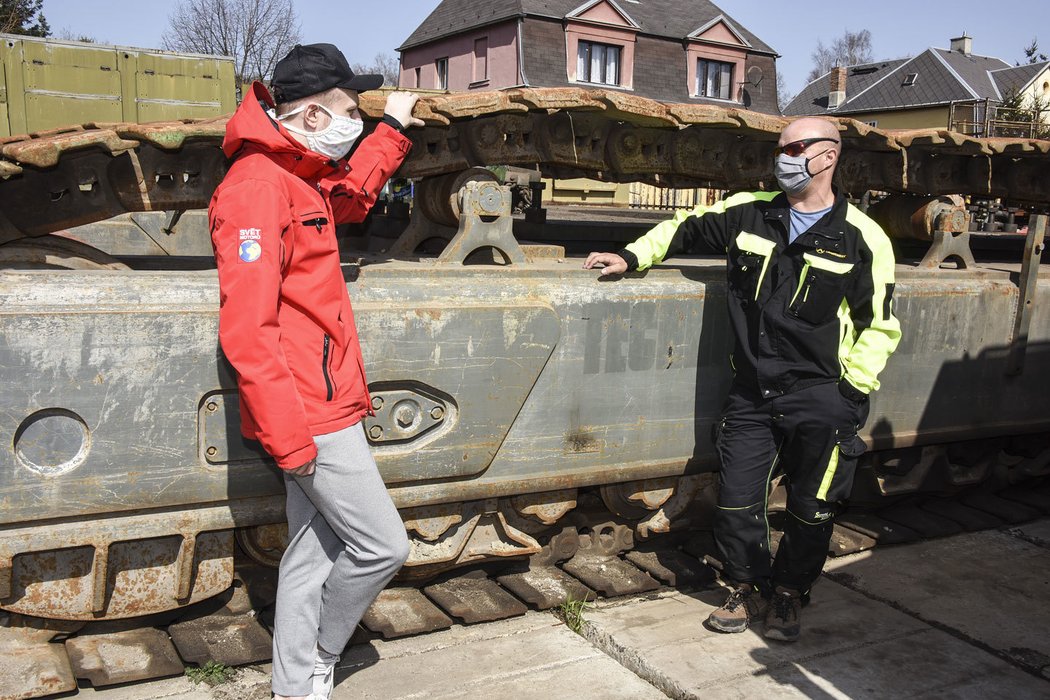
[80,519,1050,699]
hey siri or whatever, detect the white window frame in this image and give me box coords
[435,57,448,90]
[696,58,733,100]
[577,40,622,86]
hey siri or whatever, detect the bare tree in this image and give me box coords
[162,0,301,84]
[351,52,400,87]
[806,29,874,83]
[776,73,793,114]
[55,28,101,43]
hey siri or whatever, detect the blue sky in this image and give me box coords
[44,0,1039,96]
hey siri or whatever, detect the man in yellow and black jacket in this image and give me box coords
[585,117,900,642]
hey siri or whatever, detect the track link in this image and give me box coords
[8,470,1048,698]
[0,87,1048,249]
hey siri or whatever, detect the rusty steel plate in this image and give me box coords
[3,531,234,620]
[65,627,183,687]
[961,490,1043,523]
[624,549,716,588]
[828,525,878,557]
[920,498,1006,531]
[836,513,922,545]
[997,483,1050,514]
[360,587,454,639]
[423,573,527,624]
[561,552,660,598]
[495,563,594,610]
[878,504,964,538]
[168,611,272,666]
[0,625,77,699]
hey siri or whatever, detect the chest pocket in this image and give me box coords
[789,252,855,324]
[729,231,777,302]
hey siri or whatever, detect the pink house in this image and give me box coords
[398,0,780,114]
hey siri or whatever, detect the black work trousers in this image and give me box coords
[713,380,869,594]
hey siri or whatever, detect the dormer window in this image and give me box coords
[685,16,748,103]
[564,0,638,89]
[902,72,918,86]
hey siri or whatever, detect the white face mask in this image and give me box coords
[277,103,363,160]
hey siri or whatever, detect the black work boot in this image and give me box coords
[706,583,766,633]
[764,586,803,642]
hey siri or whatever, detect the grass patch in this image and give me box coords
[185,660,235,686]
[556,594,593,634]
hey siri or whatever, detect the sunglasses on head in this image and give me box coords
[774,137,839,158]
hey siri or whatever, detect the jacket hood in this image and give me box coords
[222,82,333,177]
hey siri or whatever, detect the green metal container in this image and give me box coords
[0,33,236,136]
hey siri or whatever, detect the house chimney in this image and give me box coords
[950,34,972,55]
[828,66,846,109]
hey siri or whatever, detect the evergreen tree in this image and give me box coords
[1021,38,1048,65]
[0,0,50,37]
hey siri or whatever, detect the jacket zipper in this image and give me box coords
[322,334,334,401]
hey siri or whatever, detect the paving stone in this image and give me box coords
[334,612,664,700]
[581,583,1050,699]
[1006,518,1050,547]
[75,675,214,699]
[66,627,184,687]
[825,524,1050,671]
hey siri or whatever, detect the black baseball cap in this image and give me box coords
[270,43,384,103]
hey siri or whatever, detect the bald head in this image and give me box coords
[780,117,841,155]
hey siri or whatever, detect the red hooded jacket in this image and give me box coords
[209,82,411,469]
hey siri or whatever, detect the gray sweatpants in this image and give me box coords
[271,422,410,696]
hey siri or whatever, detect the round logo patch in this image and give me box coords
[239,240,262,263]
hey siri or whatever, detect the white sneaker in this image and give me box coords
[311,647,339,700]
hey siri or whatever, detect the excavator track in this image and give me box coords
[4,464,1048,698]
[0,86,1048,250]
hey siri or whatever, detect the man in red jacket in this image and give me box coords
[209,44,422,700]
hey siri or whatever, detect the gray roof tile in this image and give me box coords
[785,46,1021,117]
[782,59,907,116]
[400,0,776,54]
[934,48,1009,99]
[992,62,1050,96]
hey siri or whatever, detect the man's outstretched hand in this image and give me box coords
[384,91,425,129]
[583,252,628,276]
